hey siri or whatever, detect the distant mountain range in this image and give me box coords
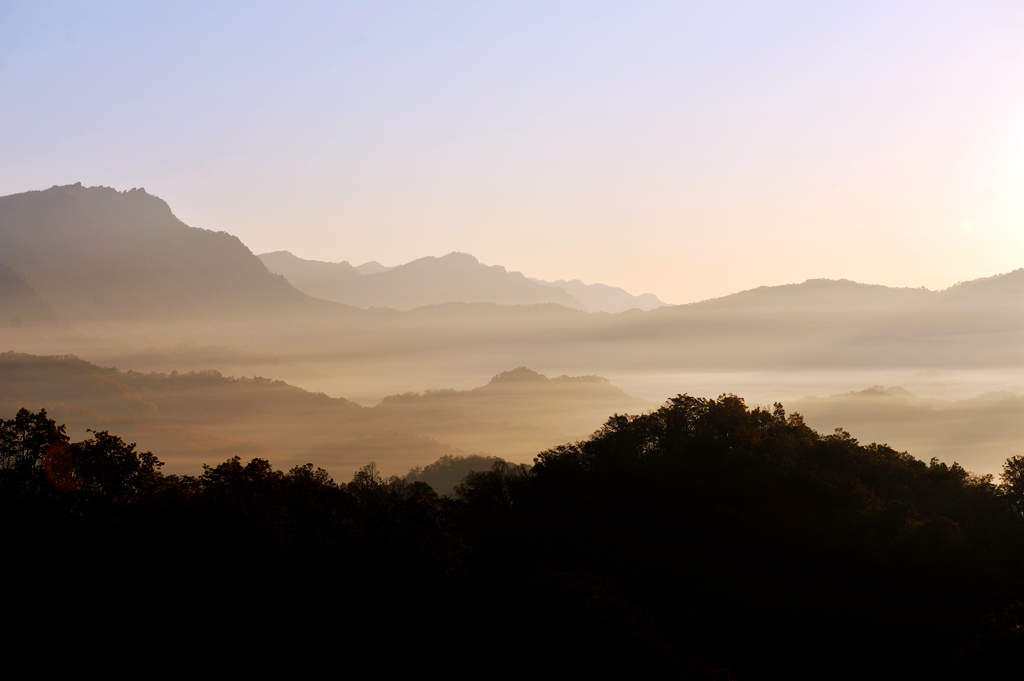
[3,183,1020,323]
[258,250,665,312]
[688,273,1024,311]
[1,183,1022,375]
[0,184,662,319]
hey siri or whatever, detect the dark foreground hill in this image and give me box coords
[3,397,1022,678]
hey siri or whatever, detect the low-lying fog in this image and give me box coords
[6,335,1021,478]
[247,365,1024,478]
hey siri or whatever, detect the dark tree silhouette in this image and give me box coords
[2,403,1022,678]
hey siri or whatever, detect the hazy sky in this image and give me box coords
[2,1,1022,303]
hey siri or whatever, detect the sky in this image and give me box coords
[1,0,1022,304]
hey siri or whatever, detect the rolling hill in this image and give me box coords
[0,352,647,476]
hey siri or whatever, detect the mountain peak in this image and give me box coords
[846,385,915,399]
[45,181,169,207]
[0,184,312,319]
[487,367,548,385]
[439,251,479,264]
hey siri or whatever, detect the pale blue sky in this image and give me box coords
[2,1,1022,302]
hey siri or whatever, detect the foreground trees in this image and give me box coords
[2,402,1022,678]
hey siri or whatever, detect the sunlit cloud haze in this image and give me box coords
[2,0,1022,303]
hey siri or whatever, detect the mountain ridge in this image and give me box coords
[259,249,665,313]
[0,183,327,320]
[3,184,1019,321]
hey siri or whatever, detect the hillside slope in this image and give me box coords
[260,249,664,312]
[0,352,646,475]
[0,264,55,324]
[0,184,321,319]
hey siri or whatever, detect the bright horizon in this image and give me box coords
[3,1,1023,304]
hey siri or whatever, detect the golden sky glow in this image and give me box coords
[2,1,1022,302]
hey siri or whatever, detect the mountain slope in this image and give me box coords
[260,250,580,309]
[543,278,664,313]
[0,264,55,324]
[686,278,936,312]
[790,385,1024,475]
[941,268,1024,305]
[259,250,664,312]
[0,184,321,320]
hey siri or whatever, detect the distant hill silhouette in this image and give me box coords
[688,277,934,311]
[0,184,324,319]
[603,272,1024,370]
[259,249,665,312]
[0,352,646,476]
[404,454,513,496]
[942,268,1024,305]
[791,385,1024,474]
[2,183,1021,378]
[672,271,1024,318]
[545,277,664,313]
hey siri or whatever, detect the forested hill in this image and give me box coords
[3,396,1022,678]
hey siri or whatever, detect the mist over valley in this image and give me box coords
[2,183,1022,478]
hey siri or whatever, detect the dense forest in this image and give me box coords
[3,397,1023,678]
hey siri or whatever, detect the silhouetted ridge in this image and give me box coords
[260,249,581,309]
[258,249,665,312]
[487,366,548,384]
[483,366,614,389]
[405,454,512,497]
[546,277,665,312]
[942,268,1024,301]
[845,385,915,399]
[687,277,933,310]
[0,184,323,320]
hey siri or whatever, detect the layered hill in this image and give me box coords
[790,385,1024,475]
[546,277,664,313]
[0,184,321,320]
[259,250,664,312]
[0,352,647,476]
[1,183,1022,377]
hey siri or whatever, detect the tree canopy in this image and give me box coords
[2,400,1022,678]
